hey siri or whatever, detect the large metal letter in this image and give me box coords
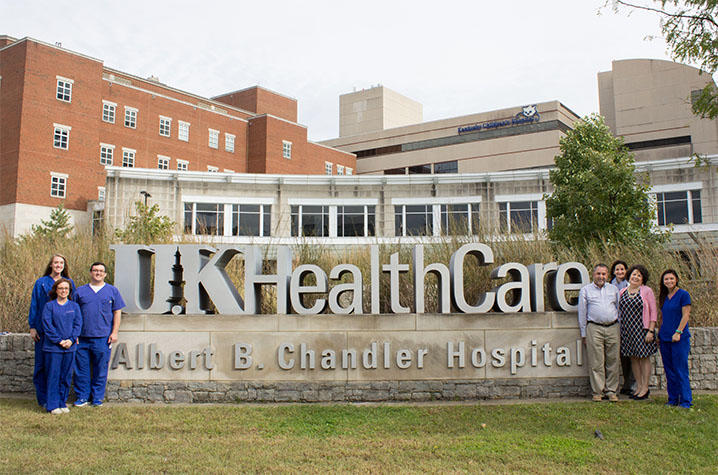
[527,262,558,312]
[328,264,363,315]
[491,262,531,313]
[245,246,293,314]
[548,262,589,311]
[413,245,451,314]
[450,243,495,313]
[382,252,410,313]
[290,264,328,315]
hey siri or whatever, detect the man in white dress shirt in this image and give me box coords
[578,264,620,402]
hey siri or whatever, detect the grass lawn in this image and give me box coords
[1,395,716,473]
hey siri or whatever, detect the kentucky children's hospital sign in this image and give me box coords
[108,243,591,383]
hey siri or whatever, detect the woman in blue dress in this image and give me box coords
[41,278,82,414]
[28,254,76,409]
[658,269,692,408]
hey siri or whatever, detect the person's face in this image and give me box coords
[663,273,677,291]
[56,282,70,299]
[614,264,626,280]
[593,266,608,287]
[629,269,643,286]
[51,256,65,275]
[90,265,106,283]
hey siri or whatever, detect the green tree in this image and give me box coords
[115,201,175,244]
[29,204,73,239]
[545,115,660,250]
[610,0,718,118]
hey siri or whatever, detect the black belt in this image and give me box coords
[588,320,618,327]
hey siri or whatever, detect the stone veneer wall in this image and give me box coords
[2,329,716,403]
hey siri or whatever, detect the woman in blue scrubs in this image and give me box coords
[658,269,692,408]
[28,254,76,409]
[42,278,82,414]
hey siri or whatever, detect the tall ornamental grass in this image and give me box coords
[1,230,715,333]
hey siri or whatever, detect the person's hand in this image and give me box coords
[645,332,654,343]
[672,332,681,342]
[30,328,40,342]
[59,339,71,349]
[108,332,118,344]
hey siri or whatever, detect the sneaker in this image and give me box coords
[60,407,70,413]
[50,408,63,415]
[92,402,103,407]
[74,400,88,407]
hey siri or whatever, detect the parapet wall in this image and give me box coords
[2,316,716,403]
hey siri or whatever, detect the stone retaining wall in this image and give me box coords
[2,328,717,403]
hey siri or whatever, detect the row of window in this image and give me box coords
[49,173,104,201]
[181,191,705,237]
[100,143,218,171]
[324,162,354,175]
[385,161,458,175]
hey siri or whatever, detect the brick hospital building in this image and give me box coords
[0,35,355,236]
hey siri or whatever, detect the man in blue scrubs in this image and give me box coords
[73,262,125,407]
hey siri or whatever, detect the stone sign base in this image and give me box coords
[105,378,592,404]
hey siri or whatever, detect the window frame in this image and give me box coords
[102,100,116,123]
[182,197,274,237]
[494,193,547,234]
[177,159,189,171]
[178,120,190,142]
[325,162,333,175]
[124,106,138,129]
[157,155,170,170]
[392,197,482,237]
[282,140,292,159]
[53,123,71,150]
[159,116,172,137]
[50,172,68,198]
[121,147,136,168]
[289,199,378,238]
[225,133,235,153]
[208,129,219,149]
[56,76,73,102]
[100,143,115,166]
[651,182,703,227]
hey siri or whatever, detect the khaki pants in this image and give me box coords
[586,322,620,396]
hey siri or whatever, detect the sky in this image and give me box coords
[0,0,681,141]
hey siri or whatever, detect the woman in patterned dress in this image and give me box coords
[618,265,657,400]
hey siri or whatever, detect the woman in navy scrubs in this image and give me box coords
[658,269,692,408]
[28,254,76,409]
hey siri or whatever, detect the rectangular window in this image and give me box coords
[338,205,375,237]
[194,203,224,235]
[122,148,135,168]
[499,201,539,233]
[157,155,170,170]
[102,101,116,123]
[408,164,431,174]
[291,205,329,237]
[346,167,353,175]
[232,204,271,237]
[177,159,188,171]
[325,162,333,175]
[656,190,702,225]
[208,129,219,149]
[50,173,67,198]
[53,124,70,150]
[225,133,235,153]
[100,143,114,165]
[395,205,433,237]
[441,204,470,235]
[207,166,219,172]
[124,107,137,128]
[385,168,406,175]
[337,165,345,176]
[159,116,171,137]
[283,140,292,159]
[98,187,105,202]
[56,76,73,102]
[434,160,458,174]
[178,120,190,142]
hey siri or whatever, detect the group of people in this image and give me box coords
[28,255,126,414]
[578,261,692,408]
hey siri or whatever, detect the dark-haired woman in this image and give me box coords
[610,259,633,394]
[28,255,76,409]
[658,270,692,408]
[618,265,657,400]
[41,278,82,414]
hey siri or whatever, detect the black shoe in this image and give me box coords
[620,388,633,396]
[634,390,650,400]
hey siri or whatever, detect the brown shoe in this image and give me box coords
[592,395,603,402]
[608,394,619,402]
